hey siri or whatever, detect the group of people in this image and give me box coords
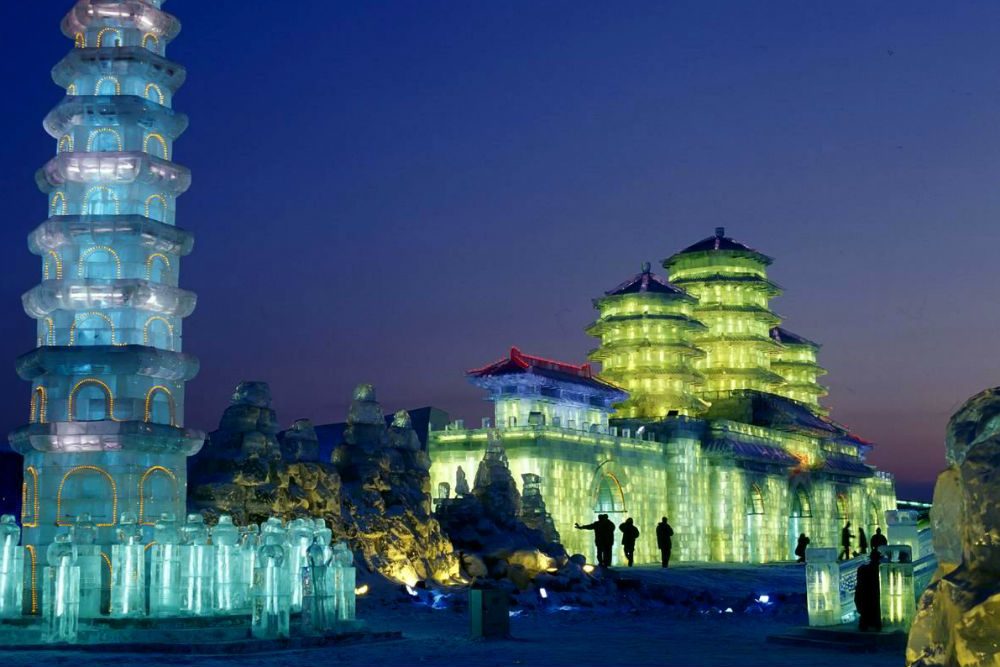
[574,515,674,568]
[792,522,888,564]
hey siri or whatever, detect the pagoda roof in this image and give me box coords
[664,227,773,267]
[468,347,625,395]
[702,438,800,467]
[603,263,693,299]
[770,327,820,348]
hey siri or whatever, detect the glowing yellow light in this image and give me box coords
[143,385,176,425]
[50,192,68,216]
[67,378,118,422]
[77,245,122,278]
[354,584,369,596]
[86,128,123,153]
[144,193,168,220]
[56,465,117,527]
[143,316,174,348]
[69,312,122,346]
[143,133,169,160]
[29,387,47,425]
[21,466,39,528]
[145,252,171,279]
[142,33,159,50]
[74,33,85,48]
[96,28,122,48]
[582,564,595,573]
[58,134,74,153]
[94,76,121,96]
[138,465,177,525]
[25,545,37,614]
[67,83,78,96]
[144,83,164,105]
[43,250,63,280]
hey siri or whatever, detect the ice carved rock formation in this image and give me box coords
[331,385,459,586]
[907,387,1000,666]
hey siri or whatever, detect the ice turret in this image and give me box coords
[8,1,203,612]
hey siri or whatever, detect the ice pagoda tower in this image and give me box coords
[663,227,785,403]
[586,263,708,418]
[8,0,202,606]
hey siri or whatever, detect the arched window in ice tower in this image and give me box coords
[144,83,165,105]
[96,28,122,48]
[56,466,117,527]
[144,385,176,426]
[94,76,121,96]
[78,245,122,280]
[138,466,177,526]
[593,473,625,514]
[74,32,86,48]
[83,186,121,216]
[87,128,123,153]
[143,133,169,160]
[146,253,171,282]
[21,466,39,528]
[144,194,168,221]
[70,312,117,346]
[50,192,68,216]
[58,134,74,153]
[143,316,174,350]
[68,379,115,422]
[142,33,160,53]
[43,250,63,280]
[29,388,47,425]
[836,493,849,521]
[746,484,765,515]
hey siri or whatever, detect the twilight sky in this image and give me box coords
[4,1,1000,500]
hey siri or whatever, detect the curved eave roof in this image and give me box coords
[29,215,194,257]
[664,230,773,269]
[770,327,820,348]
[62,2,181,42]
[586,313,707,334]
[45,95,188,139]
[672,274,783,296]
[36,152,191,196]
[602,268,694,299]
[52,48,187,92]
[17,345,198,382]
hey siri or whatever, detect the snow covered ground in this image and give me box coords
[0,563,906,667]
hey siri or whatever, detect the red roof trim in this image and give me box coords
[467,346,594,379]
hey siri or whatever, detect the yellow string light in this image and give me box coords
[144,83,164,105]
[142,33,159,50]
[144,385,176,425]
[143,133,169,160]
[21,467,39,528]
[144,194,168,220]
[86,128,123,153]
[69,312,123,346]
[29,388,47,425]
[145,253,171,280]
[50,192,68,216]
[56,465,118,527]
[67,378,118,422]
[138,466,177,525]
[24,546,37,615]
[67,83,77,96]
[77,245,122,278]
[93,76,121,96]
[96,28,122,48]
[143,316,174,348]
[58,134,74,153]
[74,33,85,48]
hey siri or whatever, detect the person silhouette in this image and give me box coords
[619,518,640,567]
[656,517,674,568]
[858,527,869,555]
[869,527,888,554]
[794,533,810,563]
[575,514,616,567]
[840,522,854,560]
[854,549,883,631]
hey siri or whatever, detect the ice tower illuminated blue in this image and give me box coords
[9,0,203,603]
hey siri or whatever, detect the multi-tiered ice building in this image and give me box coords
[429,228,896,565]
[8,0,203,610]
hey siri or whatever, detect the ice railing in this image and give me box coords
[433,422,660,450]
[806,521,936,629]
[0,513,358,644]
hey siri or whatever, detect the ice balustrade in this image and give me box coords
[805,525,937,629]
[0,514,356,643]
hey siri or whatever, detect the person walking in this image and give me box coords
[840,521,853,560]
[794,533,810,563]
[858,527,869,555]
[619,518,640,567]
[575,514,616,567]
[870,527,888,554]
[656,516,674,568]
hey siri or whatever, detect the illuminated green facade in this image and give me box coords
[428,229,897,565]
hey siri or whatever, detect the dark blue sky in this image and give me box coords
[5,1,1000,499]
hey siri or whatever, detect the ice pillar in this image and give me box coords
[149,513,181,617]
[288,518,312,612]
[110,512,145,617]
[70,514,101,619]
[252,525,290,639]
[0,515,23,619]
[180,514,213,616]
[332,542,356,622]
[42,533,79,644]
[211,514,240,613]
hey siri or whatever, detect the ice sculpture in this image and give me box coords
[149,512,181,617]
[907,387,1000,666]
[8,0,204,617]
[0,515,23,619]
[180,513,213,615]
[288,518,313,612]
[43,533,79,644]
[252,522,290,639]
[302,538,334,635]
[238,523,259,609]
[111,512,145,617]
[211,514,240,612]
[332,542,356,622]
[70,514,101,618]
